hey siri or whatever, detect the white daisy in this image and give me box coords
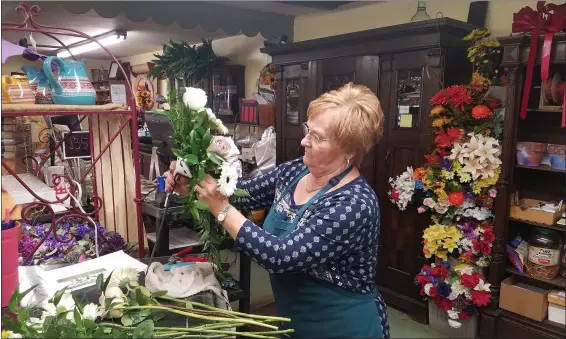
[218,162,239,197]
[82,303,102,321]
[108,267,139,289]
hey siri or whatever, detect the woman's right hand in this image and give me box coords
[165,161,190,196]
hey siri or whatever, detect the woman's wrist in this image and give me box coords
[210,198,230,218]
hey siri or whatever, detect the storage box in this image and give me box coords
[510,197,565,225]
[548,303,566,325]
[258,104,275,126]
[500,276,549,321]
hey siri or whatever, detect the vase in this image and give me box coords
[488,85,507,105]
[174,157,192,178]
[43,57,96,105]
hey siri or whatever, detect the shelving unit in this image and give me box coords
[480,32,566,339]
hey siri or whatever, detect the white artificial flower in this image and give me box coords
[447,310,459,320]
[206,108,216,121]
[2,331,23,339]
[475,257,491,267]
[434,199,450,214]
[448,319,462,328]
[448,280,466,301]
[82,303,102,321]
[474,279,491,292]
[108,268,139,289]
[388,167,415,210]
[218,162,239,197]
[182,87,207,111]
[424,283,433,296]
[99,286,126,319]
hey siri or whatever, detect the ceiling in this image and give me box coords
[0,1,369,60]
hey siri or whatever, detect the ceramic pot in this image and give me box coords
[516,142,546,167]
[547,144,566,171]
[1,75,36,104]
[43,57,96,105]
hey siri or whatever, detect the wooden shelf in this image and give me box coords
[510,218,566,232]
[515,164,566,173]
[505,265,566,289]
[526,108,563,113]
[500,309,566,332]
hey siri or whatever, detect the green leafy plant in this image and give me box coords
[161,88,247,275]
[2,268,291,338]
[147,39,226,84]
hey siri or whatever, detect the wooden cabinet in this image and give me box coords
[263,18,475,323]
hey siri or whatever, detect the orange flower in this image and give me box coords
[432,118,445,128]
[413,167,427,180]
[472,105,493,119]
[430,105,445,116]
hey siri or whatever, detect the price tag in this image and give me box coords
[62,131,91,159]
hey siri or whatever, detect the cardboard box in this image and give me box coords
[548,303,566,325]
[500,276,550,321]
[510,197,565,225]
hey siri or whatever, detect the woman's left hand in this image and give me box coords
[194,175,229,217]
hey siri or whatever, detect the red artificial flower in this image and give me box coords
[420,287,426,296]
[471,105,493,119]
[430,89,449,105]
[446,85,472,110]
[391,188,399,201]
[482,229,496,244]
[435,131,454,147]
[473,240,492,256]
[471,290,491,307]
[430,267,442,277]
[471,272,484,283]
[428,286,438,298]
[448,191,465,206]
[446,127,464,140]
[439,148,451,157]
[422,264,431,271]
[425,153,441,165]
[461,250,475,262]
[436,298,456,311]
[416,274,432,286]
[458,312,470,321]
[480,195,494,209]
[460,273,480,289]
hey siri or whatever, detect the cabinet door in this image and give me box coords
[376,51,439,323]
[275,63,312,165]
[317,56,380,188]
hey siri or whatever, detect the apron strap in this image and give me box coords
[296,166,353,216]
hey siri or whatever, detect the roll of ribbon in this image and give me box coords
[1,225,20,307]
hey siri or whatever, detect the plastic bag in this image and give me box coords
[251,126,276,176]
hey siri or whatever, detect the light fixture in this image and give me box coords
[57,30,127,58]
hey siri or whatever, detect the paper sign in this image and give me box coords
[399,114,413,128]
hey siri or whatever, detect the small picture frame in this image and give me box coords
[109,61,131,81]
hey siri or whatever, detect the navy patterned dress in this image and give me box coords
[233,157,390,338]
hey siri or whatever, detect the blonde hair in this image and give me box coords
[306,82,384,166]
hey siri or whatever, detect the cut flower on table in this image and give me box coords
[2,267,291,338]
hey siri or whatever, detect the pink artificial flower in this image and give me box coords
[417,207,426,214]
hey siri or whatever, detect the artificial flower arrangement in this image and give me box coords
[2,268,290,338]
[388,29,505,328]
[160,87,247,271]
[19,220,127,266]
[415,261,492,329]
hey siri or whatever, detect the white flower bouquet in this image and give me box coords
[2,268,290,338]
[162,88,248,267]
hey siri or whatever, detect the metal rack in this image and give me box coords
[1,4,145,259]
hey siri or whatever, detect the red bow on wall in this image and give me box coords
[512,1,566,126]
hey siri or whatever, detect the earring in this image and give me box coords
[346,158,351,167]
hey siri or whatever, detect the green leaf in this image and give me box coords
[190,206,201,223]
[74,307,82,327]
[202,129,212,148]
[172,148,185,159]
[151,290,168,298]
[96,273,104,292]
[52,287,67,306]
[193,200,210,210]
[197,167,205,182]
[207,151,224,165]
[8,286,20,313]
[121,314,133,327]
[232,188,249,197]
[184,154,199,165]
[133,320,154,338]
[103,271,114,292]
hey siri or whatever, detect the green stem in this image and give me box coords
[157,295,289,322]
[117,305,278,330]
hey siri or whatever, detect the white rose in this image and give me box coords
[182,87,207,111]
[99,286,126,319]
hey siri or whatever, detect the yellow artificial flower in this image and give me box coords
[432,118,445,128]
[453,263,473,273]
[441,169,455,180]
[472,168,501,193]
[458,172,472,183]
[445,226,462,242]
[443,117,454,125]
[431,105,445,116]
[434,188,449,201]
[443,238,459,253]
[435,250,448,261]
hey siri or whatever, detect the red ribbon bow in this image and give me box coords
[512,1,566,126]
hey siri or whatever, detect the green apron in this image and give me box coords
[263,168,383,339]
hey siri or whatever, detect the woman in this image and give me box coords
[166,83,390,339]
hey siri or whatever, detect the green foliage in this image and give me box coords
[464,28,502,85]
[147,39,225,83]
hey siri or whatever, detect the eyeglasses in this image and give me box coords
[302,123,332,144]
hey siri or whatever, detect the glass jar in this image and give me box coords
[526,228,562,280]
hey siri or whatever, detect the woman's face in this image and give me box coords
[301,110,348,172]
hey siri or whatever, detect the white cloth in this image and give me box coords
[144,262,231,311]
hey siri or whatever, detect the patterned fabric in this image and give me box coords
[234,157,390,338]
[234,157,379,294]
